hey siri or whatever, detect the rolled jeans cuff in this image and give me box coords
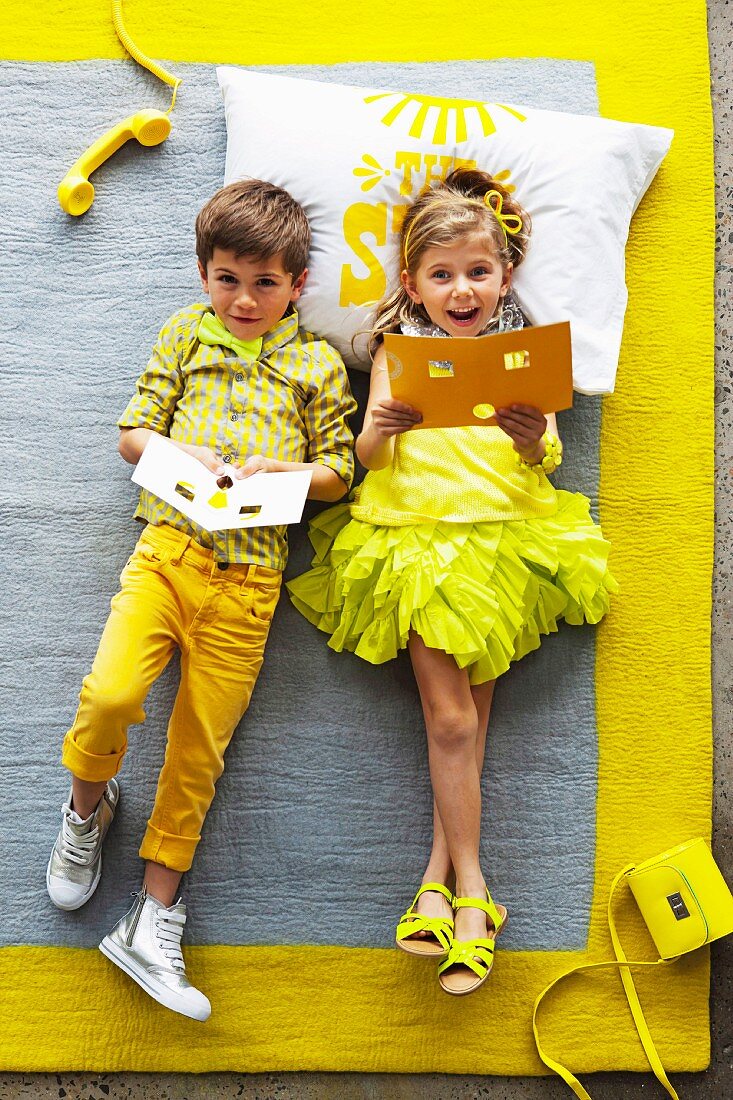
[139,820,201,873]
[62,732,125,783]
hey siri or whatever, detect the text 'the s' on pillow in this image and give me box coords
[218,68,672,394]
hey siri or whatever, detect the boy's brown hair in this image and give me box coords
[195,179,311,277]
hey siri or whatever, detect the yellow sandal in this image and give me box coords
[438,887,508,995]
[395,882,455,959]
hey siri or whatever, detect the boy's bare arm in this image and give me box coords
[119,427,230,477]
[120,428,347,501]
[235,454,348,502]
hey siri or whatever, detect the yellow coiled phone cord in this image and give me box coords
[111,0,182,112]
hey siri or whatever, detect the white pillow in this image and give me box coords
[218,67,672,394]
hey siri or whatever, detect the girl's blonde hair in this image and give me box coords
[369,167,531,354]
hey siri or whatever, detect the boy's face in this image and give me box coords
[198,248,307,342]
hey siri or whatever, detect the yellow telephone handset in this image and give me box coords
[58,110,171,216]
[58,1,181,216]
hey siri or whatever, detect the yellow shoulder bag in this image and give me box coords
[533,838,733,1099]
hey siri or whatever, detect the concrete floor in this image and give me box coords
[3,2,731,1097]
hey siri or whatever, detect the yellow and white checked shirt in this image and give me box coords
[118,304,356,569]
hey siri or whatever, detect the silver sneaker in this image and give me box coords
[99,887,211,1022]
[46,778,120,910]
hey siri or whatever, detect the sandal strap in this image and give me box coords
[454,888,505,931]
[396,913,454,950]
[413,882,454,906]
[438,938,495,979]
[396,883,455,950]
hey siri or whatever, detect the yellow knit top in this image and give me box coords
[350,425,558,526]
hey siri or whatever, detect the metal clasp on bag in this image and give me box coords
[667,892,691,920]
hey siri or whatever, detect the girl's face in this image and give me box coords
[402,231,512,338]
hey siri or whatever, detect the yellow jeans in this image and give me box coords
[62,523,282,871]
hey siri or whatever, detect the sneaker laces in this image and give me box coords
[154,908,187,971]
[59,803,100,865]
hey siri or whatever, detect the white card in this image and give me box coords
[131,434,312,531]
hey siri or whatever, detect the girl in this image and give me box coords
[287,168,616,996]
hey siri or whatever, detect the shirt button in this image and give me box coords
[223,454,232,464]
[230,413,238,422]
[235,372,244,382]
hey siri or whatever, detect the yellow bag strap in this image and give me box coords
[532,866,680,1100]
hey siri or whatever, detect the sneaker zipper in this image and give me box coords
[125,889,146,947]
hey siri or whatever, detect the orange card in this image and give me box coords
[384,321,573,429]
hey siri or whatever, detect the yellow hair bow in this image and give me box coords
[484,189,523,244]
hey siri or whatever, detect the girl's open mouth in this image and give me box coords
[446,308,480,326]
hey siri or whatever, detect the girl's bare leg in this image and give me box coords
[430,679,497,866]
[411,679,496,935]
[408,634,489,947]
[471,678,497,777]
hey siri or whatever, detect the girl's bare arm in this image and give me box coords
[494,407,559,464]
[356,345,422,471]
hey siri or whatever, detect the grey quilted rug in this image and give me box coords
[0,58,603,951]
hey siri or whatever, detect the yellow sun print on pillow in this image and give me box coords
[364,92,526,145]
[352,154,516,197]
[353,153,390,192]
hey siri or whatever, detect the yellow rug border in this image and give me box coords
[0,943,712,1073]
[0,0,714,1076]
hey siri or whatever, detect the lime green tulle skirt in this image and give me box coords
[286,491,618,685]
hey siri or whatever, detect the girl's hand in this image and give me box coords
[234,454,274,479]
[495,404,547,462]
[371,398,423,438]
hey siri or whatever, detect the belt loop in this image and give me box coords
[239,563,255,591]
[169,533,191,566]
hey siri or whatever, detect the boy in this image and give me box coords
[46,180,356,1021]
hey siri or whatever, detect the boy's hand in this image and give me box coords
[495,404,547,462]
[235,454,274,479]
[371,398,423,438]
[171,441,229,477]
